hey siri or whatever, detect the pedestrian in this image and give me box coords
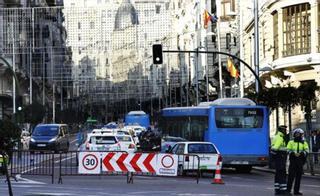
[271,125,289,195]
[286,128,309,195]
[311,130,319,164]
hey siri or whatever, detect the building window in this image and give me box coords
[221,0,236,20]
[273,11,279,60]
[90,21,95,29]
[165,2,169,10]
[78,34,81,41]
[155,5,161,14]
[78,22,81,29]
[282,3,311,57]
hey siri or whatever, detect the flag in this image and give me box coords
[203,10,219,29]
[227,58,240,78]
[210,14,218,23]
[203,10,211,29]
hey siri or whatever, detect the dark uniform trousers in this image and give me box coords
[287,155,304,193]
[274,151,287,193]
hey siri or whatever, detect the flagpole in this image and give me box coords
[216,0,223,98]
[254,0,260,93]
[239,6,244,97]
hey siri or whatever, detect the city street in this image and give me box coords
[1,170,320,196]
[1,0,320,195]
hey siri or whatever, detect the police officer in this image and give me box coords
[271,125,289,195]
[286,128,309,195]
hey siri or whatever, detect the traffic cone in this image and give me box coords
[212,161,224,184]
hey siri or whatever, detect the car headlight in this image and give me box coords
[49,137,57,142]
[30,138,35,142]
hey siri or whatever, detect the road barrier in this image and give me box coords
[7,150,200,184]
[9,150,55,184]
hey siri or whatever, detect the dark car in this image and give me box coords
[161,136,187,152]
[29,124,69,152]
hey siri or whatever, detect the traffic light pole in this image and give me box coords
[162,49,263,92]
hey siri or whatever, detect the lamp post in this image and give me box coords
[254,0,260,93]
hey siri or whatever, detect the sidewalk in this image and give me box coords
[253,166,320,180]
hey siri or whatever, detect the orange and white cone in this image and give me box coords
[212,161,224,184]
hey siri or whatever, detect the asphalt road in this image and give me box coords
[2,134,320,196]
[1,169,320,196]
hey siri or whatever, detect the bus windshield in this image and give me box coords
[159,116,208,141]
[215,108,263,128]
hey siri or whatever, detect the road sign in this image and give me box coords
[102,152,156,173]
[156,154,178,176]
[78,152,101,174]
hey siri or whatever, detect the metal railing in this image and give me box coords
[7,150,201,184]
[9,150,55,183]
[177,154,200,184]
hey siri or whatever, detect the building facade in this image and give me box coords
[0,0,72,121]
[241,0,320,134]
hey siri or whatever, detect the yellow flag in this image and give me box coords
[227,58,240,78]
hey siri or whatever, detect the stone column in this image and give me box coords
[310,0,319,53]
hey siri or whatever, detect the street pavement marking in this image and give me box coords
[70,138,78,144]
[26,192,76,196]
[54,154,77,163]
[20,166,39,174]
[176,194,228,196]
[305,184,320,188]
[13,174,46,185]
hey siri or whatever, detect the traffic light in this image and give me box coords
[152,44,163,64]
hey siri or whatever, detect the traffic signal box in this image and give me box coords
[152,44,163,64]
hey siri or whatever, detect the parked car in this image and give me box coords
[29,124,69,152]
[161,136,187,152]
[169,142,222,175]
[21,130,31,150]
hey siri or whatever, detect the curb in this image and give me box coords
[253,167,320,180]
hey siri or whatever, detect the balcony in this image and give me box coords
[4,0,21,7]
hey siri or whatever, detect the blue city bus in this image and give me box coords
[125,111,150,128]
[159,98,269,172]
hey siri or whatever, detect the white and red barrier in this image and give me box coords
[78,152,178,176]
[102,152,156,173]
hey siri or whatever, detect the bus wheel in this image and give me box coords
[235,166,252,173]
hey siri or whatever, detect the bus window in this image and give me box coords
[215,108,263,129]
[159,116,207,141]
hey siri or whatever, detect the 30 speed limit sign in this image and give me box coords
[78,152,101,174]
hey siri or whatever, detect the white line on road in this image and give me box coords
[14,175,46,185]
[20,166,39,174]
[305,184,320,188]
[54,154,77,163]
[27,192,76,196]
[70,139,78,144]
